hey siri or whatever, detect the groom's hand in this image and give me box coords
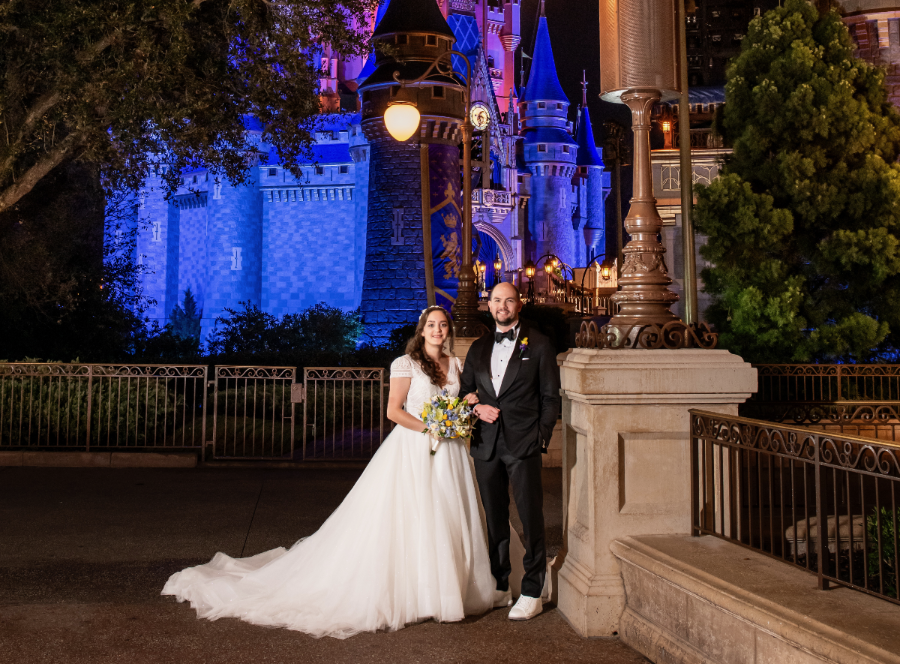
[473,404,500,423]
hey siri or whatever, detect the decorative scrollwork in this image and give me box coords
[692,410,900,477]
[0,363,91,377]
[216,366,295,380]
[0,363,206,378]
[455,322,490,338]
[576,320,718,350]
[305,368,384,381]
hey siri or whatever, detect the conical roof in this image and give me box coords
[373,0,455,40]
[575,106,602,167]
[522,17,567,103]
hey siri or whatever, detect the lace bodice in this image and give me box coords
[390,354,462,414]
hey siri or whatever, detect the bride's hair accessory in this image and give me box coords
[405,306,455,387]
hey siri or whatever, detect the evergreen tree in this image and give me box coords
[168,288,202,341]
[694,0,900,362]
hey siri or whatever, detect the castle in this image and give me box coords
[126,0,610,343]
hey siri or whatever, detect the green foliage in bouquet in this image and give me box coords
[694,0,900,362]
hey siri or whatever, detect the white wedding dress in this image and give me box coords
[162,354,496,639]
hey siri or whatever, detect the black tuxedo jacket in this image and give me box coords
[460,322,561,461]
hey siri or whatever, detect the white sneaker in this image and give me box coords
[508,594,542,621]
[492,588,512,608]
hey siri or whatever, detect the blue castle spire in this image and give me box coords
[573,72,610,265]
[575,105,603,168]
[522,14,567,103]
[518,6,578,268]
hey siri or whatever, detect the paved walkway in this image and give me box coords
[0,466,648,664]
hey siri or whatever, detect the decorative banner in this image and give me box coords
[421,144,504,309]
[423,144,463,310]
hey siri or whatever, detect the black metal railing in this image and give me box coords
[691,409,900,605]
[742,364,900,442]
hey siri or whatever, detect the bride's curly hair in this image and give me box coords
[406,306,455,387]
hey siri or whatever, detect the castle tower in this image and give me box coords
[573,75,609,265]
[519,7,578,267]
[203,164,262,340]
[357,0,466,343]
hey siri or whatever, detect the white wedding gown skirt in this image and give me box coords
[163,424,498,638]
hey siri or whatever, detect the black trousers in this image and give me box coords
[473,431,546,599]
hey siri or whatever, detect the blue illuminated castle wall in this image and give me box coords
[126,1,610,342]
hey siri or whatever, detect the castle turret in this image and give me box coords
[357,0,465,343]
[573,75,610,265]
[519,8,578,267]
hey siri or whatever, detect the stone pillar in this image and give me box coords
[555,348,757,637]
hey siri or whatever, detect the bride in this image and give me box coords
[162,306,504,638]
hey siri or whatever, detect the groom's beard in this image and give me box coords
[493,311,518,327]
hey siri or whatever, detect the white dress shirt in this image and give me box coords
[490,324,519,395]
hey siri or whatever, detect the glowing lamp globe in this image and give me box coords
[493,255,502,271]
[384,103,420,142]
[601,264,611,280]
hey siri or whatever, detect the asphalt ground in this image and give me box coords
[0,465,649,664]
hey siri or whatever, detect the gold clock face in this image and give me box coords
[470,103,490,131]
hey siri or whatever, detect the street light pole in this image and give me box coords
[677,0,699,325]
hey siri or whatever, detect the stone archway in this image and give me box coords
[473,217,515,270]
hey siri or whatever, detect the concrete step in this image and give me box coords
[611,534,900,664]
[0,450,197,468]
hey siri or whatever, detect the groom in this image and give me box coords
[460,282,560,621]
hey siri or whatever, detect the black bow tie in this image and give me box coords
[494,328,517,344]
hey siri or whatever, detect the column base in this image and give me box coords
[557,556,626,637]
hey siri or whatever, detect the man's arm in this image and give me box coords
[459,341,479,398]
[536,337,561,447]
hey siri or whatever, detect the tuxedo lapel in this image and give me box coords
[497,325,525,398]
[478,335,497,400]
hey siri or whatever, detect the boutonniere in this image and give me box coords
[519,337,529,357]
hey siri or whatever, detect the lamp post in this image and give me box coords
[523,259,536,304]
[493,254,503,288]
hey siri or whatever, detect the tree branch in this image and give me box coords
[0,31,121,179]
[0,131,83,214]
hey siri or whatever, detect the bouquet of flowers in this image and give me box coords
[420,389,476,455]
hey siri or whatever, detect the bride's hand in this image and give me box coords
[463,392,479,405]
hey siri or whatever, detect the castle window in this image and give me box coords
[432,86,444,98]
[556,103,563,110]
[426,35,437,46]
[269,168,277,176]
[562,146,570,153]
[192,175,198,184]
[537,144,547,152]
[340,165,349,174]
[396,35,408,45]
[315,166,324,175]
[487,56,495,68]
[538,102,546,109]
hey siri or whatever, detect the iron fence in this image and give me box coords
[0,363,207,453]
[691,409,900,605]
[1,362,392,463]
[743,364,900,442]
[211,366,296,460]
[302,368,385,460]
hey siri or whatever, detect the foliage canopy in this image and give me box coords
[694,0,900,362]
[0,0,375,213]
